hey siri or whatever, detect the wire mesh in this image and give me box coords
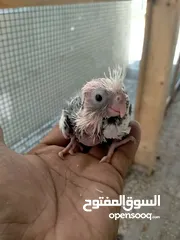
[168,27,180,96]
[0,1,132,153]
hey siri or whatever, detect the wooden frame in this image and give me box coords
[135,0,180,174]
[0,0,115,8]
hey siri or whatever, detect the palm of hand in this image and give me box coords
[0,122,140,240]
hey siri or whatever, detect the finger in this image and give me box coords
[27,125,69,154]
[111,121,141,178]
[40,124,69,147]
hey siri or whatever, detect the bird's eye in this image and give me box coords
[95,94,102,102]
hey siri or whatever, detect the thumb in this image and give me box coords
[111,121,141,178]
[0,127,5,145]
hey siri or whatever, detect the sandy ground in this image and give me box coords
[118,93,180,239]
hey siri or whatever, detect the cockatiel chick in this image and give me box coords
[58,66,136,163]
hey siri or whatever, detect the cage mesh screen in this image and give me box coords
[0,1,131,153]
[168,27,180,97]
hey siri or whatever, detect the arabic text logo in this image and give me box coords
[83,195,160,213]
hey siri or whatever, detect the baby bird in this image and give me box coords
[58,66,136,163]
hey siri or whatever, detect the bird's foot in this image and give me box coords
[99,155,111,163]
[99,136,136,164]
[69,141,83,155]
[120,135,137,145]
[58,151,66,160]
[58,137,81,159]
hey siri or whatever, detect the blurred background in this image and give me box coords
[0,0,180,239]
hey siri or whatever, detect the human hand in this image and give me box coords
[0,121,140,240]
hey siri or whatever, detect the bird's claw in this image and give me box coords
[69,149,76,155]
[58,149,75,159]
[129,136,136,144]
[99,156,111,164]
[58,151,65,160]
[58,138,82,159]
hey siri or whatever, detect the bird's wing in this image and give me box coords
[59,94,82,139]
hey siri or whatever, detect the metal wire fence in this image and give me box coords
[0,1,132,153]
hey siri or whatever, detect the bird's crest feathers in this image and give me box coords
[104,65,126,86]
[81,66,126,97]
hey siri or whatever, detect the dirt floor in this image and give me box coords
[118,92,180,240]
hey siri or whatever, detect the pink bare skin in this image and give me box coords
[58,136,82,159]
[58,132,101,158]
[0,121,140,240]
[107,91,127,118]
[58,80,128,159]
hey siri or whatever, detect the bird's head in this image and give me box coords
[81,68,128,119]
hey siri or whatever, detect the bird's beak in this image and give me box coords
[108,94,127,118]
